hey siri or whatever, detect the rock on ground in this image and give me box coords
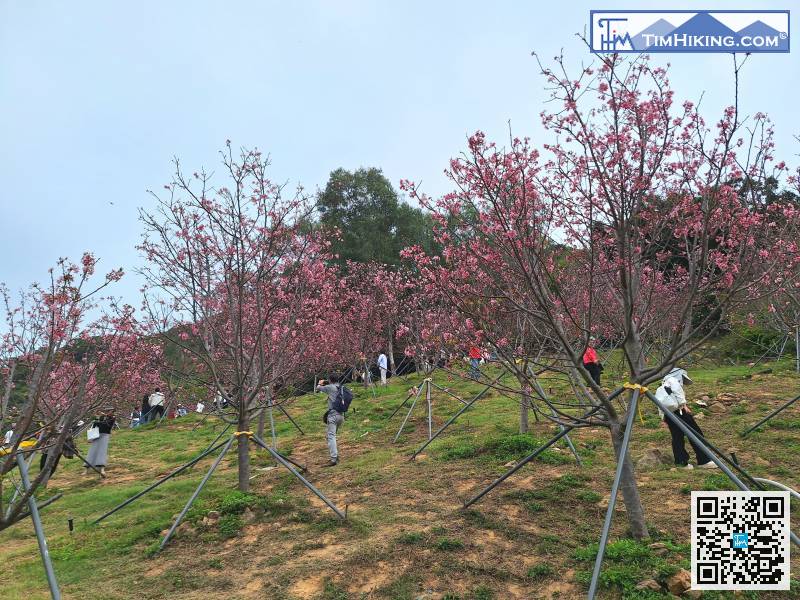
[666,568,691,595]
[636,448,672,471]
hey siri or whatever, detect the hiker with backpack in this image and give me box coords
[316,375,353,467]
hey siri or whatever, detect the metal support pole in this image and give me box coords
[93,438,229,524]
[204,422,233,454]
[463,404,605,509]
[426,380,432,440]
[587,388,640,600]
[796,325,799,373]
[13,493,63,523]
[647,391,800,549]
[268,395,277,449]
[531,378,582,466]
[271,448,308,473]
[741,393,800,437]
[251,434,345,519]
[17,453,61,600]
[71,446,105,478]
[159,436,235,550]
[389,395,413,419]
[753,478,800,501]
[275,403,304,435]
[394,385,422,443]
[463,426,577,508]
[5,433,43,520]
[410,372,505,460]
[429,381,470,406]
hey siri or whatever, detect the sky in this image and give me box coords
[1,1,798,306]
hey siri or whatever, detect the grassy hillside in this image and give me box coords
[1,362,799,599]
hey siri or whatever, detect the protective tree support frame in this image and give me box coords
[93,431,345,552]
[14,453,61,600]
[585,387,800,600]
[741,392,800,437]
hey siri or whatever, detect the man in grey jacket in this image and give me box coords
[316,376,344,467]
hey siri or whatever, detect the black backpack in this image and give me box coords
[331,384,353,414]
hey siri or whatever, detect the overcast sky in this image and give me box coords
[1,1,797,306]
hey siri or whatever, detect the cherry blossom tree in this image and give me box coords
[0,254,146,529]
[402,52,799,539]
[139,144,337,491]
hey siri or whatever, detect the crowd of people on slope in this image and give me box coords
[0,341,721,485]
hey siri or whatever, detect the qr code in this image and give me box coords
[691,491,790,590]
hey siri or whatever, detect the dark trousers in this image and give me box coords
[666,409,711,466]
[584,362,601,385]
[150,405,165,420]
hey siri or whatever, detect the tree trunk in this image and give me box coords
[388,334,395,372]
[623,328,647,376]
[237,410,250,492]
[608,416,649,540]
[519,384,530,434]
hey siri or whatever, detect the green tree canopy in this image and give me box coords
[317,167,437,266]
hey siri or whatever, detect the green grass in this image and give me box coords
[1,359,798,599]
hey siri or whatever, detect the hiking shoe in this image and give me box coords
[683,464,694,470]
[323,459,339,467]
[699,461,718,469]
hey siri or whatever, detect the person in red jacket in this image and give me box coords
[583,337,602,385]
[468,346,482,379]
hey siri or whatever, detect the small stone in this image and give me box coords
[666,568,691,595]
[753,456,770,467]
[503,461,517,468]
[648,542,669,556]
[709,403,728,414]
[701,395,711,402]
[686,591,703,599]
[242,507,257,524]
[160,528,169,537]
[207,510,220,521]
[635,579,661,591]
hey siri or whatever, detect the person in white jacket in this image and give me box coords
[655,368,717,470]
[377,353,388,386]
[148,388,166,421]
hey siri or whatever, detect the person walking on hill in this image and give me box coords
[378,352,388,386]
[468,346,482,379]
[85,409,116,476]
[148,387,165,421]
[656,368,717,470]
[316,376,345,467]
[583,337,603,385]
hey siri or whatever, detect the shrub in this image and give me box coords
[396,531,424,545]
[435,538,464,551]
[218,490,258,515]
[218,514,244,538]
[527,563,555,580]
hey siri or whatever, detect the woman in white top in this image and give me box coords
[656,368,717,470]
